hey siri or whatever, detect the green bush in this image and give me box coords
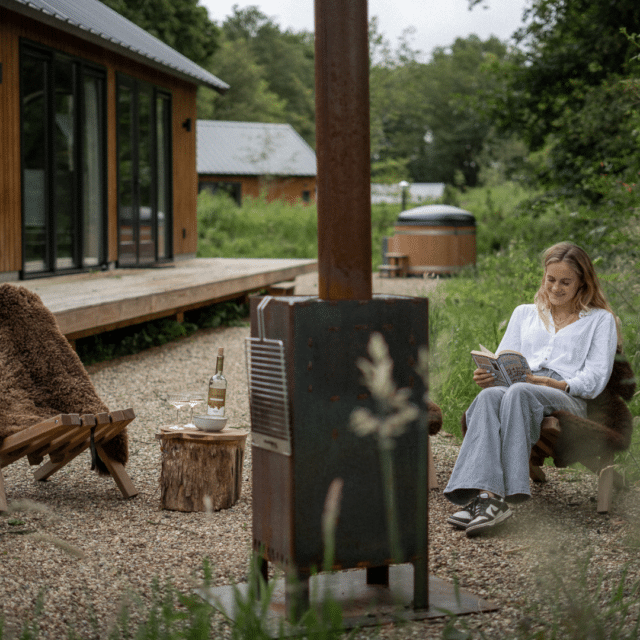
[197,191,317,260]
[76,299,249,365]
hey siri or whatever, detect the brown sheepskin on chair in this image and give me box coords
[427,400,443,436]
[460,351,636,469]
[0,283,128,473]
[550,351,635,467]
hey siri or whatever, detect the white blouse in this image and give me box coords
[497,304,617,399]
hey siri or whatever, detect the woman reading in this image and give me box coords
[444,242,618,537]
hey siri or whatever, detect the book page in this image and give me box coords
[470,353,509,387]
[497,352,531,384]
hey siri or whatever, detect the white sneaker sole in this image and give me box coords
[447,515,472,530]
[465,509,512,537]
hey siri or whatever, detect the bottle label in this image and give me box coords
[207,388,226,416]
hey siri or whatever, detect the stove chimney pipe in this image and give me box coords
[314,0,372,301]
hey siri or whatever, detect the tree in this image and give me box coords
[476,0,640,193]
[197,36,287,122]
[369,30,513,187]
[369,25,431,182]
[216,6,316,146]
[420,36,510,187]
[101,0,220,68]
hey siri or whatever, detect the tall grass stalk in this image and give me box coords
[350,333,420,562]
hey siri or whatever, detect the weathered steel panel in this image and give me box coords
[250,295,429,574]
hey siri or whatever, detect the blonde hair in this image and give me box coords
[534,242,620,343]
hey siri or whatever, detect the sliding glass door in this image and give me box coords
[20,43,106,276]
[117,76,172,266]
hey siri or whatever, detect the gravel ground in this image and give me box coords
[1,272,639,639]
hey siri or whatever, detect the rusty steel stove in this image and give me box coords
[247,294,430,616]
[246,0,430,620]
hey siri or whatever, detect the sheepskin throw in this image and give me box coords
[549,351,636,467]
[0,283,128,471]
[460,350,636,468]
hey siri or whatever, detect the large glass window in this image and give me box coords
[83,72,105,267]
[20,43,106,276]
[117,75,172,266]
[21,49,48,273]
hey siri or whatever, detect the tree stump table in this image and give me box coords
[156,427,248,512]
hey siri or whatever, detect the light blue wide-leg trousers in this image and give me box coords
[444,376,587,505]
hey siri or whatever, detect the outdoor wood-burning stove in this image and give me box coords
[246,0,430,618]
[247,294,430,615]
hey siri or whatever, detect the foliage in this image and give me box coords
[200,6,316,147]
[488,0,639,147]
[419,36,512,188]
[76,299,249,365]
[478,0,640,193]
[197,36,287,122]
[197,190,400,270]
[197,190,318,260]
[100,0,220,68]
[533,75,640,196]
[107,571,218,639]
[369,27,521,187]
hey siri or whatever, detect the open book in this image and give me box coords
[471,344,532,387]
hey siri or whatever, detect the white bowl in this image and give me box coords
[193,414,227,432]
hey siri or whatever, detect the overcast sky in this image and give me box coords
[200,0,529,59]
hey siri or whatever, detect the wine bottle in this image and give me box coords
[207,347,227,417]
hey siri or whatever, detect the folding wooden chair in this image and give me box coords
[0,283,137,508]
[0,410,137,511]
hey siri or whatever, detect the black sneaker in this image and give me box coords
[447,497,478,530]
[465,493,512,537]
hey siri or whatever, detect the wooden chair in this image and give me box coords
[464,351,636,513]
[529,415,625,513]
[0,410,137,510]
[0,284,137,509]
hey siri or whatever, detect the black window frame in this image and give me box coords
[19,39,108,279]
[116,73,173,266]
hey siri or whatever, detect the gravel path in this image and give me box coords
[1,272,639,639]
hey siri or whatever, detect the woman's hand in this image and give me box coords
[526,374,553,386]
[526,374,569,392]
[473,368,496,389]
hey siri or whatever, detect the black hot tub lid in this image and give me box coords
[396,205,475,227]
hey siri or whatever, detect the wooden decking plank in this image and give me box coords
[19,258,317,341]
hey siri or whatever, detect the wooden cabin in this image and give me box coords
[197,121,317,205]
[0,0,228,281]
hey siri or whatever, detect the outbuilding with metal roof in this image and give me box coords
[197,120,317,205]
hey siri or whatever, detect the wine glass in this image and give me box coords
[186,392,205,428]
[167,392,189,430]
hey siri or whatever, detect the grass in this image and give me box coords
[197,190,403,270]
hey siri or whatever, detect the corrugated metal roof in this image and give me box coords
[1,0,229,93]
[197,121,317,177]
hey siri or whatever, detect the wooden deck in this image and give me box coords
[18,258,317,341]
